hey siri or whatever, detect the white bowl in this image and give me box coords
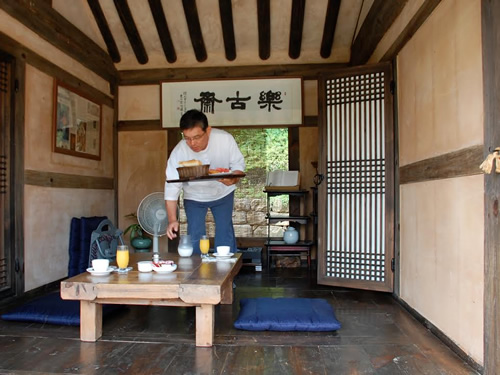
[137,261,153,272]
[216,246,230,256]
[92,259,109,272]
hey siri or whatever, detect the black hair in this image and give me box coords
[179,109,209,131]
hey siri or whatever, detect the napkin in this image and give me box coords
[202,257,237,263]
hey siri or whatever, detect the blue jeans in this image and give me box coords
[184,191,237,255]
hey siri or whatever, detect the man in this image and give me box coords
[164,109,245,254]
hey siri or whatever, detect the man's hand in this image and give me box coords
[218,170,244,186]
[166,220,179,240]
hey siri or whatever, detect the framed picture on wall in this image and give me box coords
[53,80,102,160]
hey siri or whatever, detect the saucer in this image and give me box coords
[152,264,177,273]
[87,267,114,276]
[213,252,234,259]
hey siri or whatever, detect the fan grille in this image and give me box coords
[137,192,168,236]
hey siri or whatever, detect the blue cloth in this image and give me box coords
[1,291,121,326]
[184,191,237,254]
[234,298,341,332]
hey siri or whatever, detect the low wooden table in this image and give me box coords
[60,252,242,347]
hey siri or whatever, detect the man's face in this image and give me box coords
[182,125,211,152]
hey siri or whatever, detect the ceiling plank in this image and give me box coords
[289,0,305,59]
[257,0,271,60]
[119,62,348,84]
[0,0,116,83]
[87,0,121,63]
[113,0,148,64]
[381,0,442,61]
[218,0,236,61]
[350,0,408,66]
[148,0,177,63]
[182,0,207,62]
[320,0,341,58]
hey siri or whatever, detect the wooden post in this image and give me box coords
[195,304,214,347]
[80,301,102,342]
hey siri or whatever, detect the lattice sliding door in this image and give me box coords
[318,64,394,292]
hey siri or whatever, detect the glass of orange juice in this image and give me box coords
[116,245,130,272]
[200,235,210,258]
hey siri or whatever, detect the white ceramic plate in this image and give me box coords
[152,264,177,273]
[86,267,114,276]
[213,252,234,259]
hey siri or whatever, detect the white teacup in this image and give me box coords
[92,259,109,272]
[216,246,231,256]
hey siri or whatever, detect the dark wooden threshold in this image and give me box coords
[118,116,318,131]
[394,296,483,373]
[399,145,483,184]
[25,170,114,190]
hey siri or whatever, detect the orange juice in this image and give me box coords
[200,237,210,255]
[116,248,129,269]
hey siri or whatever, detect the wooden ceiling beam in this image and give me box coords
[257,0,271,60]
[148,0,177,63]
[119,62,348,85]
[320,0,341,58]
[381,0,442,62]
[218,0,236,61]
[87,0,121,63]
[289,0,305,59]
[0,0,117,83]
[350,0,408,66]
[182,0,207,62]
[113,0,148,64]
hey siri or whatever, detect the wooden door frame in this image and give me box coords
[482,0,500,372]
[317,62,395,292]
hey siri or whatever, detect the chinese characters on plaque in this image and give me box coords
[161,78,302,128]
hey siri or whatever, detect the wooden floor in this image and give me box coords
[0,266,479,374]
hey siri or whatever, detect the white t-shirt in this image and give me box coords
[164,128,245,202]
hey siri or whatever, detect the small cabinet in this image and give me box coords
[264,189,313,268]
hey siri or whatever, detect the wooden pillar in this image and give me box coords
[482,0,500,373]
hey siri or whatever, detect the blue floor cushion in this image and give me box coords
[234,297,341,332]
[1,291,121,326]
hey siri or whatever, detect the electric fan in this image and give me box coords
[137,192,168,260]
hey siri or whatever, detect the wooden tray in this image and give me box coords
[166,172,246,183]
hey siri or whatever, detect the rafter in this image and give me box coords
[257,0,271,60]
[219,0,236,61]
[320,0,341,58]
[350,0,408,66]
[0,0,116,83]
[182,0,207,62]
[87,0,121,63]
[148,0,176,63]
[113,0,148,64]
[289,0,305,59]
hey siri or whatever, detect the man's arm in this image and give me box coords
[166,200,179,239]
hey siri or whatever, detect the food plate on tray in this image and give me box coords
[166,172,246,183]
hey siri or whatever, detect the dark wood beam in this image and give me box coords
[148,0,177,63]
[87,0,121,63]
[182,0,207,62]
[381,0,441,61]
[0,31,113,107]
[320,0,341,58]
[113,0,148,64]
[0,0,117,84]
[119,62,348,84]
[289,0,305,59]
[482,0,500,372]
[218,0,236,61]
[257,0,271,60]
[118,119,163,131]
[399,146,483,184]
[25,170,114,190]
[350,0,408,66]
